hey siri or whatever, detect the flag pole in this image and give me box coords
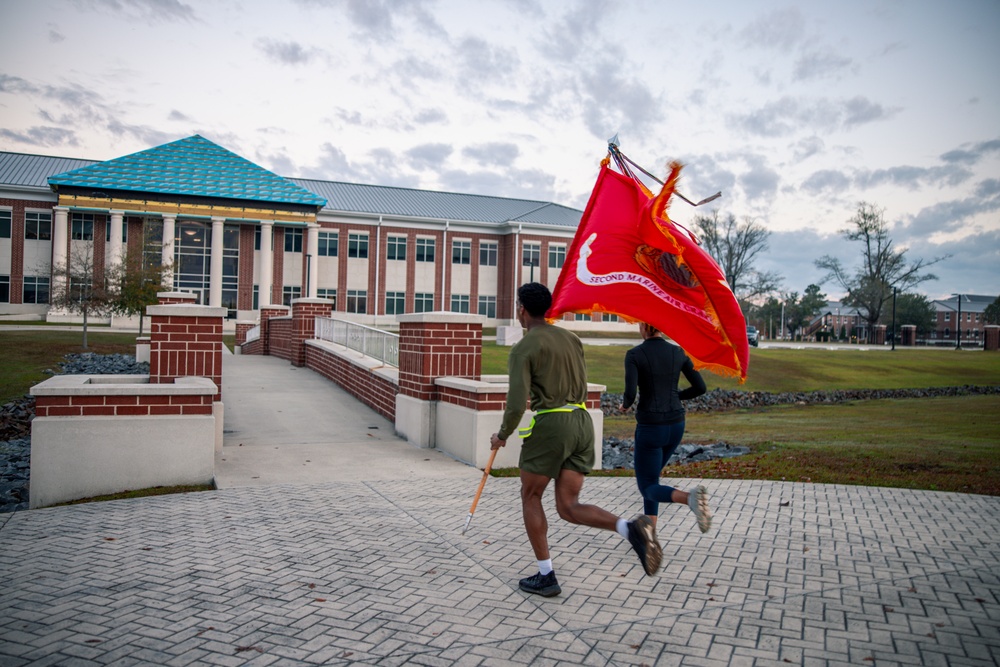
[462,448,499,535]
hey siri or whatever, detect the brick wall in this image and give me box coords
[305,343,398,420]
[269,317,292,361]
[147,294,225,401]
[34,393,214,417]
[241,337,263,355]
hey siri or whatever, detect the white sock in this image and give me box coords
[616,518,629,539]
[537,559,553,575]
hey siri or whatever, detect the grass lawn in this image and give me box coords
[4,328,1000,496]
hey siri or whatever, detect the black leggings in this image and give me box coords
[633,421,686,516]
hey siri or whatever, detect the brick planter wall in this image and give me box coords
[235,321,254,347]
[985,325,999,351]
[241,337,263,355]
[259,305,289,355]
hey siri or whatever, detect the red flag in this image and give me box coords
[549,161,749,382]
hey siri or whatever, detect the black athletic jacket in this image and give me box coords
[622,337,707,424]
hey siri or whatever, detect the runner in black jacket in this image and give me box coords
[622,323,712,533]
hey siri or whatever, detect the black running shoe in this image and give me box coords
[627,515,662,576]
[519,571,561,597]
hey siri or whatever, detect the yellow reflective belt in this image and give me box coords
[518,402,587,439]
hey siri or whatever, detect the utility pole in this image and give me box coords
[891,287,897,351]
[956,294,963,349]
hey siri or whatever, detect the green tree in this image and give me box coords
[883,292,936,336]
[107,225,170,336]
[815,202,945,339]
[48,247,115,349]
[985,296,1000,325]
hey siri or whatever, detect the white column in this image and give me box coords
[108,210,124,272]
[161,215,175,289]
[258,221,273,308]
[209,216,224,307]
[307,223,320,299]
[50,207,69,313]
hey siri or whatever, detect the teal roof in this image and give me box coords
[46,135,326,208]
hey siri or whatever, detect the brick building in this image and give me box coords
[1,135,594,326]
[930,294,996,346]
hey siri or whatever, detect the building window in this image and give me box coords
[967,313,972,322]
[347,289,367,313]
[479,241,497,267]
[255,227,261,251]
[0,210,10,238]
[71,213,94,241]
[22,276,50,304]
[452,240,471,265]
[385,291,406,315]
[24,212,52,241]
[575,312,590,321]
[477,295,496,318]
[944,312,950,322]
[522,243,540,267]
[601,312,618,322]
[317,288,337,307]
[451,294,470,313]
[387,235,406,261]
[318,231,338,257]
[414,292,434,313]
[284,228,303,253]
[104,217,126,243]
[282,285,301,305]
[0,275,9,303]
[252,285,258,310]
[348,233,369,259]
[416,238,435,262]
[548,245,566,269]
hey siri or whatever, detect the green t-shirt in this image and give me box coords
[498,324,589,440]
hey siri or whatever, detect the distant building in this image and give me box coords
[930,294,996,346]
[809,300,865,341]
[0,135,614,327]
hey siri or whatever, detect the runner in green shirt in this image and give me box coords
[491,283,663,597]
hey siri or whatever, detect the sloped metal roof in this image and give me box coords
[0,145,582,228]
[47,136,327,208]
[291,178,581,227]
[0,153,96,189]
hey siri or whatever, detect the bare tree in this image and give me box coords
[693,211,782,303]
[48,247,115,349]
[815,202,945,339]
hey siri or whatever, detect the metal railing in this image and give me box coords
[314,317,399,367]
[244,324,260,344]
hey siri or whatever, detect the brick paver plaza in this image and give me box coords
[2,475,999,666]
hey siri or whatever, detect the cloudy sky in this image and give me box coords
[1,0,998,300]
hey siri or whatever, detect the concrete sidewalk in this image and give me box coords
[215,354,477,487]
[1,354,998,665]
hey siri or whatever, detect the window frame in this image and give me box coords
[347,289,368,314]
[71,213,95,241]
[477,295,496,318]
[318,231,338,257]
[284,228,303,253]
[385,290,406,315]
[479,241,498,267]
[348,233,369,259]
[415,238,435,263]
[386,235,407,261]
[414,292,434,313]
[24,211,53,241]
[451,239,471,265]
[548,244,566,269]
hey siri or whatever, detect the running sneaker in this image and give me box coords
[519,571,561,597]
[627,515,662,576]
[688,485,712,533]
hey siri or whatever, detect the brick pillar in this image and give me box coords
[901,324,916,346]
[259,305,290,356]
[985,325,1000,351]
[398,312,483,401]
[290,298,333,367]
[235,321,254,347]
[156,291,198,305]
[148,293,227,401]
[874,324,886,345]
[395,312,484,448]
